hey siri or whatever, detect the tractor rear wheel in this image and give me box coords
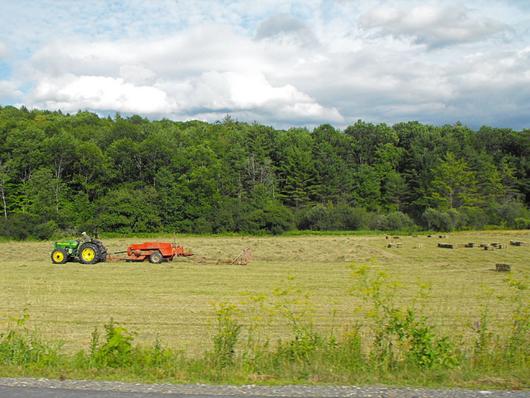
[95,242,107,262]
[51,248,68,264]
[79,242,99,264]
[149,251,163,264]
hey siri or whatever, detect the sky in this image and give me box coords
[0,0,529,129]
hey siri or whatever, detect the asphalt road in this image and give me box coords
[0,378,528,398]
[1,386,250,398]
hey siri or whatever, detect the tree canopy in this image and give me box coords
[0,106,528,238]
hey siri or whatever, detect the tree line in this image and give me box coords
[0,106,528,239]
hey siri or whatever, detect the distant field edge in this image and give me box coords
[1,227,527,242]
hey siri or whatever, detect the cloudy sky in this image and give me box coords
[0,0,529,129]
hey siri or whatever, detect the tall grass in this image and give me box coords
[0,263,528,388]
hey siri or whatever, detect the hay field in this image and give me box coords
[0,231,528,353]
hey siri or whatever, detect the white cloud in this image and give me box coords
[24,24,343,125]
[1,1,529,128]
[0,80,22,101]
[29,69,342,123]
[255,14,318,47]
[360,4,506,48]
[32,75,174,114]
[181,71,339,118]
[119,65,156,85]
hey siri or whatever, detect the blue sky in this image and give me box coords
[0,0,529,129]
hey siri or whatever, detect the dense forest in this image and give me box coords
[0,105,528,239]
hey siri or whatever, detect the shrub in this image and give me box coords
[459,206,488,229]
[33,220,58,240]
[297,204,370,231]
[368,211,414,231]
[0,214,32,240]
[239,201,293,234]
[95,187,161,233]
[262,202,294,234]
[332,327,365,371]
[92,319,134,368]
[0,214,58,240]
[330,205,369,230]
[352,263,458,370]
[387,309,457,369]
[514,217,530,229]
[383,211,414,230]
[495,201,530,227]
[211,304,241,368]
[0,310,60,367]
[192,217,213,234]
[422,208,461,231]
[276,325,323,363]
[297,204,329,230]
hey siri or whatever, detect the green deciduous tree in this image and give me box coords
[0,106,528,238]
[427,153,479,210]
[95,186,161,233]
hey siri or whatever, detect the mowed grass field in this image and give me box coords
[0,231,528,354]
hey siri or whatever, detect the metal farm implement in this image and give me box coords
[110,241,193,264]
[51,234,192,265]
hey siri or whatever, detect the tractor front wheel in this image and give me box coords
[51,248,68,264]
[149,251,163,264]
[79,243,99,264]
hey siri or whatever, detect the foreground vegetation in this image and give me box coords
[0,263,527,389]
[0,106,529,239]
[0,232,528,388]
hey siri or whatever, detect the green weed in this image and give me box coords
[210,303,241,369]
[0,309,61,368]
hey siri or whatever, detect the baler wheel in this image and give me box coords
[149,251,163,264]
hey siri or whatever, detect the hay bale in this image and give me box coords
[464,243,475,248]
[479,243,489,248]
[495,263,511,272]
[427,235,433,238]
[510,241,526,246]
[392,236,400,239]
[438,243,455,249]
[438,235,448,238]
[387,243,402,248]
[484,246,496,251]
[490,242,505,249]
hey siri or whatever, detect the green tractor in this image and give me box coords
[51,233,108,264]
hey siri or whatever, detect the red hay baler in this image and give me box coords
[126,242,193,264]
